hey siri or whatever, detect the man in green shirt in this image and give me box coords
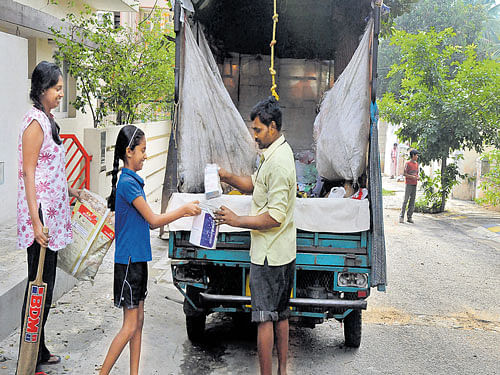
[215,97,296,375]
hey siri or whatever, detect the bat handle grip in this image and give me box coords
[36,227,49,283]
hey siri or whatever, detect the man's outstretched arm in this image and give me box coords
[214,206,280,230]
[219,167,254,194]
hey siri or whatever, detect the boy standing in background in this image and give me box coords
[400,149,419,223]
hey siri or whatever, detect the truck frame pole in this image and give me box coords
[160,0,182,231]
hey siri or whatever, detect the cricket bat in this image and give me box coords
[16,225,49,375]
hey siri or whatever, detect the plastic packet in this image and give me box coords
[204,164,222,199]
[328,187,346,199]
[189,202,219,249]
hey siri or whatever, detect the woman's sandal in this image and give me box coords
[40,354,61,365]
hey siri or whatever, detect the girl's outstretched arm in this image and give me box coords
[132,197,201,229]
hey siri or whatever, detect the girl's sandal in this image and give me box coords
[40,354,61,365]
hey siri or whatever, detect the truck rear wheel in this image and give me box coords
[183,286,206,342]
[231,312,256,338]
[186,315,206,342]
[343,309,362,348]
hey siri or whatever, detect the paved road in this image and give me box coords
[1,182,499,374]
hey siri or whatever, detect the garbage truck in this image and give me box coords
[161,0,387,348]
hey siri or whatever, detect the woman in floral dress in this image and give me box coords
[17,61,80,372]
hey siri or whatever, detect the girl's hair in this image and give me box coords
[30,61,63,145]
[108,125,145,211]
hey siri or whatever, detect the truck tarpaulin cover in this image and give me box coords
[369,102,387,289]
[314,19,373,182]
[178,22,257,193]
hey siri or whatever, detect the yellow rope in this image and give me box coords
[269,0,279,100]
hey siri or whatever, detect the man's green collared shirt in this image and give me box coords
[250,134,296,266]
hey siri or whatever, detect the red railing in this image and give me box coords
[60,134,92,204]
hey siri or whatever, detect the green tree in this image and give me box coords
[380,28,500,211]
[469,0,500,58]
[50,6,175,127]
[379,0,420,37]
[378,0,489,98]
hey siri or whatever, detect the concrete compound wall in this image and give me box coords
[452,147,497,203]
[451,149,479,201]
[84,121,171,203]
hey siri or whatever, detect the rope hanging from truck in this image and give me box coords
[269,0,279,100]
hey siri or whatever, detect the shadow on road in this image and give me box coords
[179,313,358,375]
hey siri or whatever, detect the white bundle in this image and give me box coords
[204,163,222,199]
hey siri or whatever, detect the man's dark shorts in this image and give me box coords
[250,259,295,323]
[114,261,148,309]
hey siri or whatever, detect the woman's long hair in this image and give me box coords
[30,61,63,145]
[107,125,145,211]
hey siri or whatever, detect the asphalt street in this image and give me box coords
[1,179,499,374]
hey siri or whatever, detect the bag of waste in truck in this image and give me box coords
[58,189,115,282]
[177,22,256,193]
[313,19,373,183]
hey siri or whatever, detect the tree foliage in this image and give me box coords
[478,149,500,206]
[415,155,466,213]
[378,0,491,98]
[466,0,500,58]
[50,6,175,127]
[379,0,420,38]
[379,28,500,211]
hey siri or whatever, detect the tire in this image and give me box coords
[186,314,206,342]
[231,312,256,338]
[231,312,251,326]
[183,285,206,342]
[343,309,362,348]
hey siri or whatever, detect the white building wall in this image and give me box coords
[451,149,479,200]
[13,0,90,19]
[383,122,400,176]
[0,31,29,225]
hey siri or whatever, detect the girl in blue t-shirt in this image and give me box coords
[100,125,200,375]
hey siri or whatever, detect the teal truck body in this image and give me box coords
[162,0,387,347]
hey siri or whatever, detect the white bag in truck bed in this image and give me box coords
[166,193,370,234]
[177,22,257,193]
[313,19,373,182]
